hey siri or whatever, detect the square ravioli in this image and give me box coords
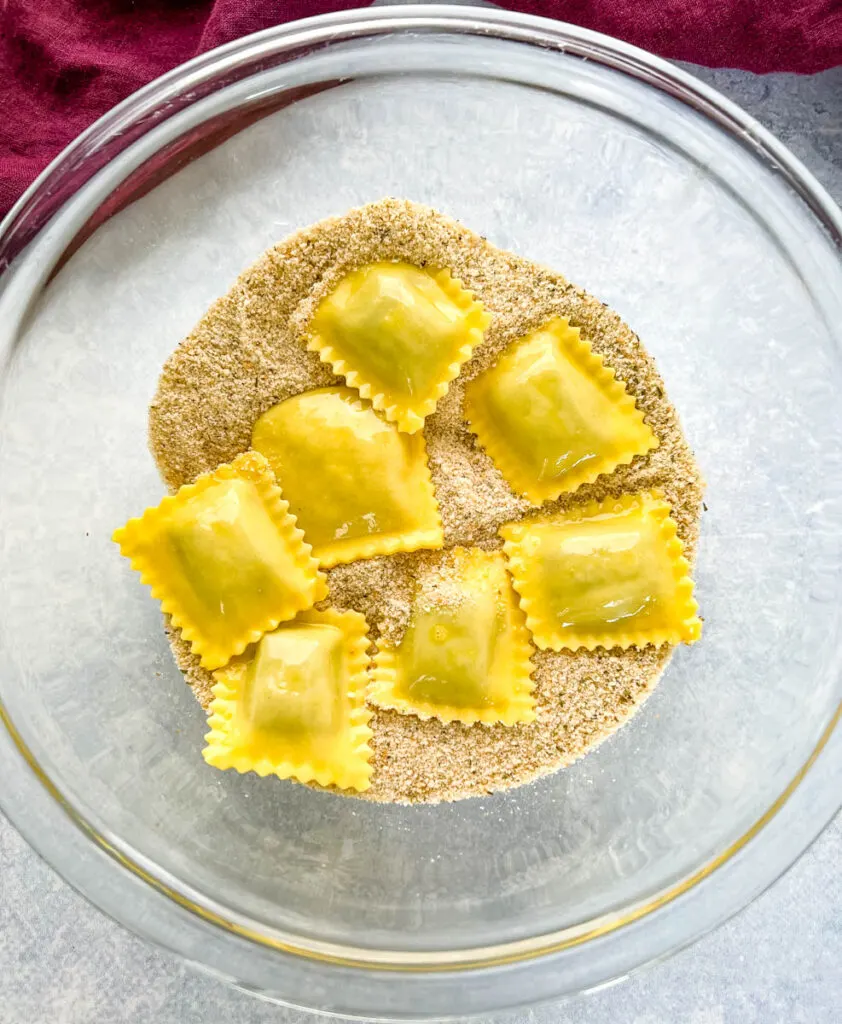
[251,386,443,567]
[204,608,374,791]
[465,317,658,503]
[113,451,326,671]
[500,491,701,651]
[369,548,535,726]
[307,261,490,433]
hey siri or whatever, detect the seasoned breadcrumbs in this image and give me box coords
[151,198,703,804]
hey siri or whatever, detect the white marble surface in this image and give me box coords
[1,25,840,1024]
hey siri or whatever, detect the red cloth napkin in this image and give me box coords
[501,2,842,72]
[1,0,840,218]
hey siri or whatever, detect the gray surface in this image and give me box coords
[1,41,840,1024]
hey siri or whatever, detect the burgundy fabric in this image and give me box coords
[1,0,840,218]
[497,1,842,74]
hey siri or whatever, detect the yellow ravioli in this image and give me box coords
[500,491,701,651]
[369,548,535,726]
[465,317,658,503]
[251,387,443,567]
[113,451,327,671]
[307,261,490,433]
[204,608,374,791]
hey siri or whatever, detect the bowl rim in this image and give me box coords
[1,4,840,1016]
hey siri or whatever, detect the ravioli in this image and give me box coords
[307,261,490,433]
[251,387,443,567]
[466,317,658,503]
[500,491,701,651]
[369,548,535,726]
[204,608,373,791]
[113,451,326,670]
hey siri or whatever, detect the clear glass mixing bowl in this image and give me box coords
[0,6,840,1019]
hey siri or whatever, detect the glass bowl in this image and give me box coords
[1,6,840,1019]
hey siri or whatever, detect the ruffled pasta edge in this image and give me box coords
[306,265,491,434]
[465,317,659,504]
[203,606,374,792]
[500,490,702,652]
[313,430,444,567]
[368,549,536,727]
[113,451,327,671]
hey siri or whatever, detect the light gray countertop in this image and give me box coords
[1,46,840,1024]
